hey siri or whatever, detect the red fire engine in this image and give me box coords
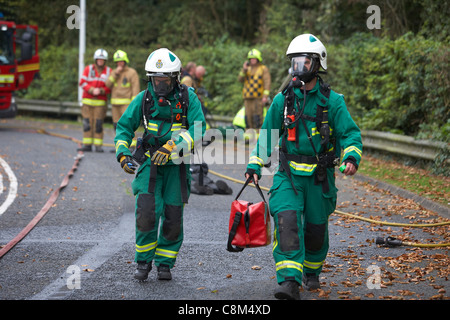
[0,18,39,118]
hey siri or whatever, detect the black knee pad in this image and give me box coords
[83,118,90,132]
[278,210,299,252]
[304,222,326,252]
[163,204,182,241]
[95,119,103,133]
[136,194,156,232]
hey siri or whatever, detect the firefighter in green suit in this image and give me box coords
[245,34,363,300]
[115,48,206,281]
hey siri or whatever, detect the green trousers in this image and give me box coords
[131,162,190,268]
[269,168,337,285]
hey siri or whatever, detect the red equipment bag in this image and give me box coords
[227,177,271,252]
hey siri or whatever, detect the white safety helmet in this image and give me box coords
[93,48,108,61]
[145,48,182,102]
[145,48,182,79]
[286,34,327,70]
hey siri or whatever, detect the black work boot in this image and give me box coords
[78,144,92,152]
[157,264,172,280]
[94,145,104,153]
[134,261,152,281]
[274,280,300,300]
[302,273,320,290]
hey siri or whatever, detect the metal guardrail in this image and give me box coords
[15,98,449,163]
[361,130,448,162]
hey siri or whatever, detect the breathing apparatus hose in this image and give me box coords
[207,169,450,248]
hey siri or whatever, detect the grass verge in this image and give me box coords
[358,154,449,208]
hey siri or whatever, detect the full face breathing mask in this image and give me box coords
[152,76,174,106]
[290,54,319,84]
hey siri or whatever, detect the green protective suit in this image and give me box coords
[246,78,363,285]
[115,83,206,268]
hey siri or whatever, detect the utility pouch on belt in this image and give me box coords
[132,137,147,165]
[227,177,271,252]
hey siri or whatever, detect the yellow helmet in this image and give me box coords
[113,50,129,64]
[247,48,262,62]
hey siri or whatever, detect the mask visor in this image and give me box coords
[290,54,318,76]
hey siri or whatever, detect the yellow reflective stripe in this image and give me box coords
[304,260,324,270]
[108,75,116,83]
[115,140,129,149]
[17,63,39,72]
[147,122,182,132]
[0,75,14,83]
[276,260,303,272]
[344,146,362,157]
[147,123,159,132]
[136,241,157,253]
[82,98,106,106]
[155,248,178,259]
[111,98,131,105]
[171,123,182,131]
[82,137,93,144]
[272,229,278,252]
[249,156,264,167]
[93,138,103,145]
[289,161,317,172]
[180,131,194,150]
[263,89,270,96]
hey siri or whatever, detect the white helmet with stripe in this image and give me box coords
[93,48,108,61]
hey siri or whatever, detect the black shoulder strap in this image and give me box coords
[178,84,190,129]
[141,89,154,135]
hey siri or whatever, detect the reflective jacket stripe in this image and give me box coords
[115,140,129,150]
[180,131,194,150]
[249,156,264,167]
[344,146,362,157]
[289,161,317,173]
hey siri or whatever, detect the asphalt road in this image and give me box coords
[0,118,448,308]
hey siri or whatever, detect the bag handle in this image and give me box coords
[235,176,267,204]
[226,211,244,252]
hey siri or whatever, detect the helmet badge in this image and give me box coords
[156,59,163,69]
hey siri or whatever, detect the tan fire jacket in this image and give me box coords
[106,66,140,106]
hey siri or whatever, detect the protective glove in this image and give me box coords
[151,140,176,165]
[120,155,138,174]
[245,168,260,184]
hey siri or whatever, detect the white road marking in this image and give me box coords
[0,157,18,216]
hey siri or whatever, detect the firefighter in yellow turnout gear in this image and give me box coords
[245,34,362,300]
[106,50,140,149]
[114,48,206,281]
[238,49,271,131]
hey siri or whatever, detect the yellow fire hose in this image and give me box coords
[208,169,450,248]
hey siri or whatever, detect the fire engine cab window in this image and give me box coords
[0,28,14,65]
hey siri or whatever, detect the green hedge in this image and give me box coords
[327,33,449,142]
[21,33,448,144]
